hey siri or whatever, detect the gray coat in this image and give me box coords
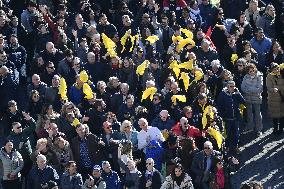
[0,148,24,180]
[241,72,263,104]
[256,14,275,39]
[60,171,83,189]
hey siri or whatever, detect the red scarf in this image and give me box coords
[216,168,225,188]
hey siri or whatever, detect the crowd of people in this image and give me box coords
[0,0,283,188]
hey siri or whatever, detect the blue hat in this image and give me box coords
[93,165,101,171]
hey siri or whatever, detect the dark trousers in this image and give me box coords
[2,179,21,189]
[225,119,239,151]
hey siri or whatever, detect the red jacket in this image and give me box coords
[171,122,202,138]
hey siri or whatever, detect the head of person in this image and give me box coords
[197,93,207,106]
[249,0,258,11]
[92,165,102,178]
[27,1,37,13]
[0,65,8,78]
[12,122,23,134]
[201,39,210,52]
[99,14,108,25]
[3,140,13,153]
[255,27,264,40]
[146,158,155,171]
[227,80,236,93]
[75,14,83,25]
[95,99,106,111]
[153,93,162,104]
[66,161,77,176]
[161,16,169,28]
[0,50,8,63]
[76,124,88,138]
[120,120,132,133]
[172,163,185,178]
[87,52,96,64]
[46,61,55,74]
[138,118,148,131]
[97,81,107,93]
[203,141,213,156]
[237,58,247,71]
[54,136,66,149]
[265,4,275,17]
[246,63,257,78]
[122,15,131,27]
[120,83,129,95]
[180,117,189,131]
[36,154,47,170]
[8,100,17,113]
[127,159,136,171]
[270,62,280,75]
[52,74,60,87]
[159,110,169,122]
[126,94,134,108]
[102,161,111,173]
[30,90,40,102]
[9,34,18,46]
[47,180,58,189]
[183,106,193,118]
[64,49,74,63]
[103,121,112,134]
[46,42,55,54]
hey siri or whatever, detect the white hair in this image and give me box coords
[204,141,213,149]
[37,154,47,162]
[211,59,220,68]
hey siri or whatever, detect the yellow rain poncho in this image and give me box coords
[83,83,93,100]
[101,33,117,57]
[171,95,186,105]
[179,60,194,70]
[146,35,159,44]
[208,127,223,149]
[79,70,88,83]
[136,60,150,75]
[141,87,157,102]
[120,29,131,53]
[58,77,68,101]
[172,35,183,43]
[179,72,190,92]
[168,60,181,78]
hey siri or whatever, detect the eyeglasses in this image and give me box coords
[204,146,211,149]
[48,66,55,69]
[228,85,235,88]
[125,125,130,128]
[67,106,74,110]
[238,64,243,67]
[33,95,39,98]
[16,126,22,129]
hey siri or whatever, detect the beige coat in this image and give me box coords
[266,73,284,118]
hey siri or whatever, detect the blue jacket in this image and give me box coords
[60,171,83,189]
[27,165,59,189]
[250,36,272,66]
[101,170,121,189]
[216,87,245,120]
[151,116,175,131]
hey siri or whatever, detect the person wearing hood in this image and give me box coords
[217,81,245,154]
[241,63,263,136]
[0,140,24,189]
[60,161,83,189]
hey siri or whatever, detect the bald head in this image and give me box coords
[0,66,8,76]
[32,74,40,86]
[46,42,55,53]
